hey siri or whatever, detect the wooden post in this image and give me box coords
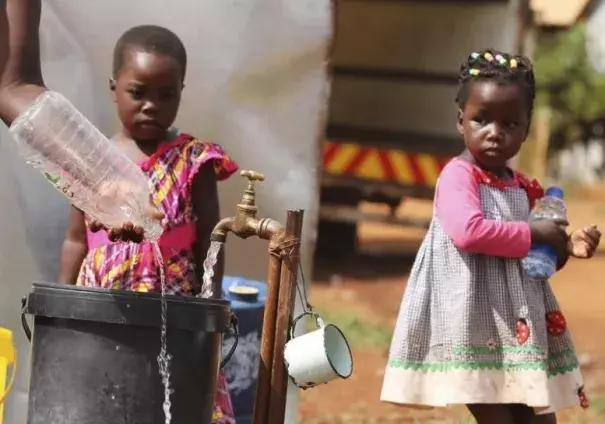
[252,247,283,424]
[252,210,304,424]
[268,210,304,424]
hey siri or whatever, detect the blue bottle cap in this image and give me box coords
[545,186,564,199]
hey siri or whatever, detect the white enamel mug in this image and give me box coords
[283,312,353,389]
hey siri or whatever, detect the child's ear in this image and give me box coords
[109,78,117,102]
[456,109,464,136]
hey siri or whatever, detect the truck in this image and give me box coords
[317,0,533,256]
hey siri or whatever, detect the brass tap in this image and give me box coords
[210,170,284,244]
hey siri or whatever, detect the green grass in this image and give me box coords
[309,307,392,350]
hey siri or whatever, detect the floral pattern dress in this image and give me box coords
[77,132,238,423]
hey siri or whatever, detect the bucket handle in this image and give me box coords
[220,312,239,369]
[289,311,325,340]
[21,297,31,342]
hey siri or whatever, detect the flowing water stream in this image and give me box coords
[151,241,173,424]
[199,240,224,298]
[148,239,223,424]
[150,239,224,424]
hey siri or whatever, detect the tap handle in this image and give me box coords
[240,170,265,189]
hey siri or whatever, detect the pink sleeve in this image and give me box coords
[185,140,239,185]
[434,160,531,258]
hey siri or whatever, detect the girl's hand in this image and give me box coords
[89,202,164,243]
[568,225,601,259]
[530,219,569,253]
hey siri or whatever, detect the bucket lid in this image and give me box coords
[24,282,231,333]
[228,285,260,302]
[222,276,267,309]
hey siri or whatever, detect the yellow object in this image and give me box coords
[0,327,17,424]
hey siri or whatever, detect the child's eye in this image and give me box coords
[505,121,519,129]
[128,88,144,100]
[472,117,487,126]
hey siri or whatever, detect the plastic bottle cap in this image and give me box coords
[545,186,564,199]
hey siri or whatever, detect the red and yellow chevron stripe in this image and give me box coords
[322,141,451,188]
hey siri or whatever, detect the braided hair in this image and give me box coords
[455,49,536,118]
[113,25,187,80]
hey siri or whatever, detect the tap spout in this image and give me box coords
[210,216,235,243]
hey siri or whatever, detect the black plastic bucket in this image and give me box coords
[21,282,237,424]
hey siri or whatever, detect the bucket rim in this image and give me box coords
[24,282,231,333]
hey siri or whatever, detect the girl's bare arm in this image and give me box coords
[0,0,46,126]
[58,205,89,284]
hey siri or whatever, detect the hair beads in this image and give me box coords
[456,48,536,118]
[468,51,518,73]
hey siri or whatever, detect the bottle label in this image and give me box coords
[44,171,75,198]
[529,243,557,258]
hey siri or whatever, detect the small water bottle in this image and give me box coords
[8,91,163,240]
[522,186,566,279]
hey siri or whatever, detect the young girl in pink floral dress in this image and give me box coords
[58,25,236,423]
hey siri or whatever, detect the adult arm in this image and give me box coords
[435,159,532,258]
[0,0,47,126]
[1,1,166,246]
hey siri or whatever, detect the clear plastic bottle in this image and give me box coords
[521,186,566,279]
[8,91,163,240]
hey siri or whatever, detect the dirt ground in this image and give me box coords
[300,189,605,423]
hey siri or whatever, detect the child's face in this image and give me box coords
[457,80,529,169]
[111,49,184,142]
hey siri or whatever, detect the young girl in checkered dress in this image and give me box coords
[381,49,601,424]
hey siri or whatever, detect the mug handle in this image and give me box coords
[289,311,325,340]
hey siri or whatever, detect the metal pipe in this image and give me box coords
[209,171,306,424]
[268,210,304,424]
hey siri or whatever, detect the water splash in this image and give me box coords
[199,240,223,298]
[151,241,173,424]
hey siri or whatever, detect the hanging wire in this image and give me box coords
[296,262,313,313]
[256,204,314,312]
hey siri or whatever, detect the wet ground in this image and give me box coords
[300,190,605,423]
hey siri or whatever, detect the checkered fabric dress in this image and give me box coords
[76,132,238,423]
[381,163,587,414]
